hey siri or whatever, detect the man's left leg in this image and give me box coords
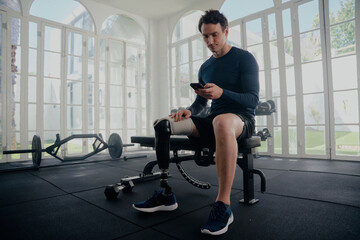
[201,113,244,235]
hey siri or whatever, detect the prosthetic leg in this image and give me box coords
[153,117,193,195]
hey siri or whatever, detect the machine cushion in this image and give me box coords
[131,135,261,152]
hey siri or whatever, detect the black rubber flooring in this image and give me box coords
[1,152,360,240]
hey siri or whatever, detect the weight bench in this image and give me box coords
[131,135,266,205]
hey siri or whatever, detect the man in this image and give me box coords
[133,10,259,235]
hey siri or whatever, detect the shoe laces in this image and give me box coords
[209,202,227,221]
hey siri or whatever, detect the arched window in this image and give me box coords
[172,10,203,43]
[170,10,209,109]
[220,0,274,21]
[30,0,94,31]
[101,15,145,45]
[0,0,20,12]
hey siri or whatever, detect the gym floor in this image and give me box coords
[1,151,360,240]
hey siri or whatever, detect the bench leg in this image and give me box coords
[238,151,259,205]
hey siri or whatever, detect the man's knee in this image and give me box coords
[154,117,193,136]
[212,114,244,137]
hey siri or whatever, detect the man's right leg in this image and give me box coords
[133,117,195,212]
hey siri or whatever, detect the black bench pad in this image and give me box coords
[131,135,261,152]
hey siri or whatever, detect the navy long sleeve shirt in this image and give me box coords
[188,47,259,118]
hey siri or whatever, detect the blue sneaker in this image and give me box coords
[132,190,178,213]
[201,201,234,235]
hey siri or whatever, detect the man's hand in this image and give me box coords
[170,109,192,122]
[195,83,223,100]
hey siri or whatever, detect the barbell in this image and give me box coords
[2,133,128,169]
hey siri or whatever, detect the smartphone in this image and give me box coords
[190,83,205,90]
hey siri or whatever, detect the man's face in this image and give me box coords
[201,23,228,54]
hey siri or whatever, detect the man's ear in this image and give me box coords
[224,26,229,37]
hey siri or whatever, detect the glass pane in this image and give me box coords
[127,109,137,128]
[172,47,176,66]
[333,90,359,124]
[268,13,277,40]
[329,0,355,25]
[246,18,262,45]
[289,126,297,154]
[269,41,279,68]
[110,41,124,63]
[271,69,280,97]
[88,59,94,82]
[110,85,123,107]
[99,107,105,129]
[172,10,203,42]
[302,61,323,93]
[67,81,82,105]
[305,126,325,155]
[12,46,21,73]
[179,43,189,64]
[88,83,94,105]
[330,21,355,57]
[0,0,21,12]
[99,61,106,83]
[332,55,357,91]
[335,125,359,156]
[44,52,61,78]
[67,106,82,130]
[110,108,122,129]
[300,30,322,62]
[88,107,94,129]
[303,93,325,124]
[192,60,202,83]
[30,0,94,31]
[126,46,138,87]
[286,66,295,95]
[228,25,241,48]
[109,63,123,84]
[180,64,190,99]
[28,76,37,102]
[101,14,145,44]
[44,78,60,103]
[274,127,282,154]
[28,49,37,75]
[99,39,106,61]
[247,44,264,70]
[288,96,296,125]
[259,71,266,98]
[282,8,292,37]
[298,0,319,33]
[68,32,82,56]
[221,0,273,21]
[273,98,281,125]
[29,22,37,48]
[44,26,61,52]
[11,18,20,45]
[192,38,204,61]
[284,36,294,65]
[99,84,106,106]
[88,37,94,58]
[67,56,82,80]
[44,104,60,130]
[127,87,137,108]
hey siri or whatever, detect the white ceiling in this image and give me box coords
[92,0,204,19]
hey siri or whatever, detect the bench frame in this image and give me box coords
[131,135,266,205]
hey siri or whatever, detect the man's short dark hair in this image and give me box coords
[198,10,228,33]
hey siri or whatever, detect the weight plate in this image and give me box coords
[32,135,42,168]
[108,133,123,159]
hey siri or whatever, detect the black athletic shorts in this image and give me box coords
[189,113,255,150]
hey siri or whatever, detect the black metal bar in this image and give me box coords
[3,149,35,154]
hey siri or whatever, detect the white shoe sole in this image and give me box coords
[132,202,178,213]
[201,213,234,235]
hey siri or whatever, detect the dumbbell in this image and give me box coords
[104,180,135,200]
[256,128,272,141]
